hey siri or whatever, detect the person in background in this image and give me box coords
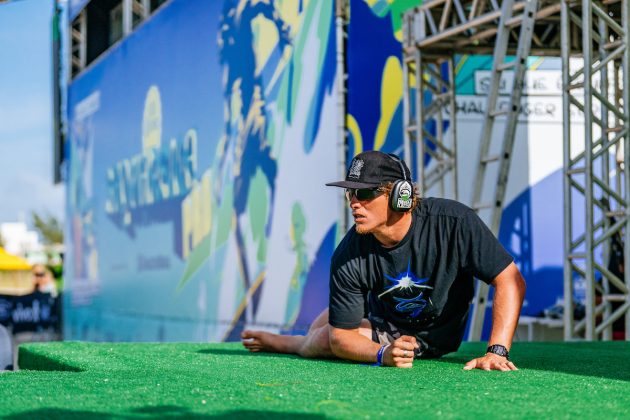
[32,264,58,298]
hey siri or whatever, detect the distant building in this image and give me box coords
[0,223,42,259]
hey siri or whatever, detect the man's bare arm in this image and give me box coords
[329,325,418,368]
[464,262,526,371]
[488,262,526,349]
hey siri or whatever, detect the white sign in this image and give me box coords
[475,70,564,96]
[448,95,590,123]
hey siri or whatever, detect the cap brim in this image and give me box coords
[325,180,381,189]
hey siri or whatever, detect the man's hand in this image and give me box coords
[384,335,419,368]
[463,353,518,371]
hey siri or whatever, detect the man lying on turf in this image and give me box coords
[242,151,526,371]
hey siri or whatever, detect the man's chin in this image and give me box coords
[355,224,373,235]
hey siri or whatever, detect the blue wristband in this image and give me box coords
[374,344,388,366]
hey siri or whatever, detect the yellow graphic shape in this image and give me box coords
[181,169,213,259]
[407,70,416,89]
[374,56,402,151]
[363,0,416,41]
[529,57,545,70]
[455,55,468,74]
[346,113,363,155]
[142,85,162,151]
[252,0,303,78]
[252,15,279,76]
[277,0,307,38]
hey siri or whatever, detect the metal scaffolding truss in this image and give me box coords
[467,0,539,341]
[403,0,566,201]
[562,0,630,341]
[403,0,630,342]
[405,0,565,56]
[70,10,87,78]
[69,0,162,80]
[401,40,458,199]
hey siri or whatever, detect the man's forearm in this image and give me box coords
[488,263,526,350]
[329,326,382,363]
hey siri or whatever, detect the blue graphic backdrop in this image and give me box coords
[65,0,339,341]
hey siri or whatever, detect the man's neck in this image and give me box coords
[372,211,413,248]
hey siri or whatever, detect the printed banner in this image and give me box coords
[65,0,339,342]
[0,293,61,334]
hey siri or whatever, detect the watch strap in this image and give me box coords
[486,344,510,360]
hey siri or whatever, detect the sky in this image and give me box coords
[0,0,64,226]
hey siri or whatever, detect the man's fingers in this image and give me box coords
[392,357,414,368]
[393,338,417,352]
[496,361,513,371]
[402,348,413,358]
[464,356,518,371]
[243,343,261,352]
[393,363,413,368]
[391,344,416,366]
[394,349,414,360]
[463,359,477,370]
[398,335,419,348]
[397,349,411,358]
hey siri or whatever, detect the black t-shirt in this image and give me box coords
[329,198,513,353]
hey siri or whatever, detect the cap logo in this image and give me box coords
[348,159,364,179]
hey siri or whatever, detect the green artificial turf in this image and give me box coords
[0,341,628,418]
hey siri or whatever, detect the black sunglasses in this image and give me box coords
[345,187,383,201]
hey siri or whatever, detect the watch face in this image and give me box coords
[487,345,509,358]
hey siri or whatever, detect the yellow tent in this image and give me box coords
[0,247,32,295]
[0,247,31,271]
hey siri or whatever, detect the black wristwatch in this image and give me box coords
[486,344,510,360]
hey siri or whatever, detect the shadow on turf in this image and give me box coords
[4,407,326,419]
[17,348,84,372]
[434,342,630,381]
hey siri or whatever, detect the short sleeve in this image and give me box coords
[457,209,514,283]
[328,256,366,329]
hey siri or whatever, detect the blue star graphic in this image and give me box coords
[378,260,432,300]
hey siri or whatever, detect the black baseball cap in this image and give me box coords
[325,151,411,189]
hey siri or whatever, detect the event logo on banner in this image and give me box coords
[105,86,198,232]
